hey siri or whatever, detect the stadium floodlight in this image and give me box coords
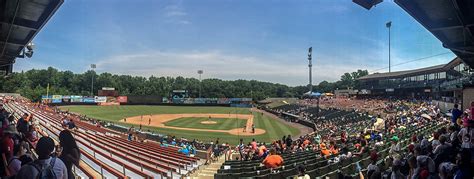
[386,21,392,72]
[353,0,383,10]
[24,50,33,58]
[26,42,35,51]
[308,47,313,93]
[17,42,35,59]
[198,70,203,98]
[90,64,96,96]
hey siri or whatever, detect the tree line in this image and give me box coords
[0,67,368,101]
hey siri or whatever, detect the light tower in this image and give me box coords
[386,21,392,72]
[198,70,203,98]
[308,47,313,93]
[90,64,96,96]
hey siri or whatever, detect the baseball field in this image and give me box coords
[59,105,300,144]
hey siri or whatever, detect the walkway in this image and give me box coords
[187,155,226,179]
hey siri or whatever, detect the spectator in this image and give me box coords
[61,117,69,128]
[16,113,29,136]
[286,135,292,149]
[413,144,436,178]
[451,104,462,126]
[26,125,38,148]
[438,162,456,179]
[457,120,474,161]
[454,149,473,179]
[262,148,283,169]
[2,125,17,161]
[0,109,9,138]
[178,146,190,156]
[67,119,76,130]
[433,135,451,157]
[58,130,80,179]
[407,156,417,179]
[1,125,17,177]
[320,143,331,157]
[294,165,310,179]
[389,136,401,157]
[16,136,68,179]
[251,139,257,150]
[7,143,26,177]
[390,159,405,179]
[354,139,368,156]
[367,151,379,175]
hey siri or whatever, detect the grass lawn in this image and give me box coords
[60,105,300,144]
[164,117,247,130]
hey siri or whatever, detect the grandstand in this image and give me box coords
[3,99,201,178]
[1,0,474,179]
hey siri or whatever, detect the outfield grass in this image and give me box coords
[60,105,300,144]
[164,117,246,130]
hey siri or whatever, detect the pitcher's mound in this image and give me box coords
[228,128,266,135]
[200,121,217,124]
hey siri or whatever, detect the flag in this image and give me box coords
[386,21,392,28]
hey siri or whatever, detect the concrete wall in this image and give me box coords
[463,87,474,111]
[433,100,455,113]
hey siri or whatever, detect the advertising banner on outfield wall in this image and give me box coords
[41,95,52,103]
[83,97,95,103]
[70,96,83,102]
[62,96,70,103]
[52,95,62,100]
[94,96,107,103]
[116,96,128,103]
[51,95,62,103]
[41,95,52,99]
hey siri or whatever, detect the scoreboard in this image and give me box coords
[98,87,118,96]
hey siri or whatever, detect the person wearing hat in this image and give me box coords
[319,143,331,157]
[16,136,67,179]
[1,125,18,176]
[389,136,401,157]
[2,125,18,160]
[367,151,380,177]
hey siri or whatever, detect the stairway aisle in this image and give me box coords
[187,154,226,179]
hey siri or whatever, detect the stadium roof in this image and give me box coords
[358,57,462,81]
[0,0,63,75]
[395,0,474,68]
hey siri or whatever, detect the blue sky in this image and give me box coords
[15,0,455,86]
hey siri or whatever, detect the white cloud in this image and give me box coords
[166,11,187,17]
[163,3,191,25]
[93,50,365,86]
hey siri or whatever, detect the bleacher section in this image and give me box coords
[4,101,202,179]
[215,121,444,178]
[219,104,446,178]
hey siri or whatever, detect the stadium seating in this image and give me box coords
[215,104,445,179]
[5,101,201,179]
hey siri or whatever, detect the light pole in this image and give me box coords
[90,64,96,96]
[308,47,313,93]
[198,70,203,98]
[386,21,392,73]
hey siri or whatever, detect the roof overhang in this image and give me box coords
[358,57,462,81]
[395,0,474,68]
[0,0,63,75]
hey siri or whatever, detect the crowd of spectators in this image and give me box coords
[225,98,474,179]
[0,97,80,179]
